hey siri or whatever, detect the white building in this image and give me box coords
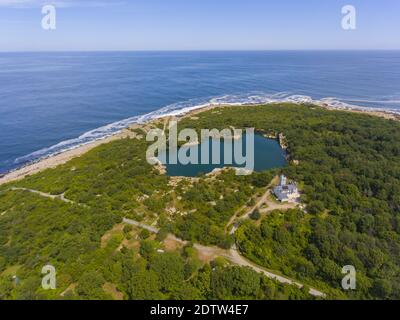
[273,175,300,203]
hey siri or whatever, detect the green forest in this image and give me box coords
[1,103,400,300]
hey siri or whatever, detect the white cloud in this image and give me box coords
[0,0,35,7]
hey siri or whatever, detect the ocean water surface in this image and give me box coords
[0,51,399,173]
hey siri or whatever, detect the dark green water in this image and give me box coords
[160,134,287,177]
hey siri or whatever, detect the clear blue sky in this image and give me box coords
[1,0,399,51]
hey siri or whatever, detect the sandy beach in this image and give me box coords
[320,104,400,121]
[0,102,397,187]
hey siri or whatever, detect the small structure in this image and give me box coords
[273,175,300,203]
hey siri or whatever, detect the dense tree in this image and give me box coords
[250,209,261,221]
[126,270,163,300]
[211,266,261,299]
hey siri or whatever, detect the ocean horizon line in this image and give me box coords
[1,51,399,175]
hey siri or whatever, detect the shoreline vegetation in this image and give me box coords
[0,102,399,187]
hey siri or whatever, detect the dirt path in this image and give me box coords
[9,187,87,207]
[226,247,325,297]
[119,179,325,297]
[5,186,324,297]
[260,201,297,213]
[226,176,285,232]
[228,189,297,235]
[122,217,160,234]
[225,188,271,233]
[10,187,74,203]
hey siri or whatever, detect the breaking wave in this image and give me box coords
[13,92,400,170]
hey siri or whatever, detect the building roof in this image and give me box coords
[273,181,299,201]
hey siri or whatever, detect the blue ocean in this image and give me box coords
[0,51,400,174]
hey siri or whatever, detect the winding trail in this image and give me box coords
[122,218,159,234]
[5,185,325,298]
[9,187,87,207]
[228,189,297,235]
[226,247,324,297]
[225,188,271,233]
